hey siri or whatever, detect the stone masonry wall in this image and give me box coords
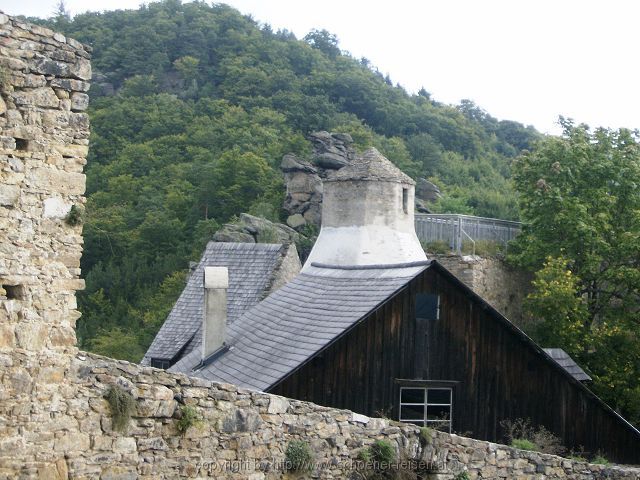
[431,254,532,324]
[0,10,90,478]
[2,352,634,480]
[1,11,639,480]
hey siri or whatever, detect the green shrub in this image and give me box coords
[176,405,202,434]
[356,448,371,463]
[419,426,433,446]
[423,240,450,255]
[455,472,471,480]
[285,440,313,472]
[65,205,84,226]
[105,385,135,432]
[511,438,539,451]
[369,439,396,464]
[591,455,610,465]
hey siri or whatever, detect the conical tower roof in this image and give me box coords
[329,148,415,184]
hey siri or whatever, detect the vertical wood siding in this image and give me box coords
[269,265,640,463]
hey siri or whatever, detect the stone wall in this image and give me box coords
[431,254,532,324]
[0,10,89,478]
[3,352,636,480]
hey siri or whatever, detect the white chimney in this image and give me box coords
[302,148,427,270]
[202,266,229,360]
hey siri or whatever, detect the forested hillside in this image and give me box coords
[32,0,539,360]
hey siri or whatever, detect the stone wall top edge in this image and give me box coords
[76,351,640,473]
[0,10,92,56]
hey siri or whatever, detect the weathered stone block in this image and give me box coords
[12,87,59,108]
[15,322,49,350]
[70,92,89,112]
[54,432,90,452]
[267,396,289,414]
[28,167,85,195]
[70,58,91,80]
[0,184,20,206]
[43,197,72,219]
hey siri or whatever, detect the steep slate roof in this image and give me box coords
[143,242,286,365]
[543,348,592,382]
[330,147,415,185]
[169,263,429,390]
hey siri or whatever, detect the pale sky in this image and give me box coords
[4,0,640,134]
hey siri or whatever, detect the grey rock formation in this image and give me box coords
[415,178,442,213]
[281,132,356,230]
[213,213,299,244]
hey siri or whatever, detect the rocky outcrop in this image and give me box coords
[281,132,443,228]
[282,131,355,230]
[212,213,300,244]
[415,178,442,213]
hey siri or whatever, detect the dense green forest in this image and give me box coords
[32,0,540,361]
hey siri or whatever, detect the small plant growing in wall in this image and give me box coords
[65,205,84,226]
[284,440,313,472]
[419,426,433,446]
[368,439,396,465]
[454,471,471,480]
[511,438,539,452]
[105,385,135,433]
[591,454,610,466]
[176,405,202,434]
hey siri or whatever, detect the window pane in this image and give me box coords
[400,405,424,421]
[416,294,439,319]
[426,405,450,421]
[401,388,425,404]
[427,388,451,404]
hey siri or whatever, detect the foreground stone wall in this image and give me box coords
[431,254,532,324]
[2,352,635,480]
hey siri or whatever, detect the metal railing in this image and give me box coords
[414,214,522,255]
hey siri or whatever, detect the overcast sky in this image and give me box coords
[4,0,639,134]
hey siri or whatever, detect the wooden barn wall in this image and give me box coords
[269,267,640,464]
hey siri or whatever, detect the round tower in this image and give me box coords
[302,148,427,269]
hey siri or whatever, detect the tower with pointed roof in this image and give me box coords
[302,147,427,269]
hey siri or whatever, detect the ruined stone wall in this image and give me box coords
[3,352,634,480]
[432,254,532,324]
[0,10,90,477]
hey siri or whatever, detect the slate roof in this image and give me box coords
[169,262,429,390]
[142,242,286,365]
[330,147,415,185]
[543,348,592,382]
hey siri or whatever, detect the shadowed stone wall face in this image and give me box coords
[1,12,639,480]
[431,254,533,324]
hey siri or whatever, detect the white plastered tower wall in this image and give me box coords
[302,148,427,269]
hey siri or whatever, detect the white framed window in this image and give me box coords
[399,386,452,432]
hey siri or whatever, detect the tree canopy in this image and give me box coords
[511,120,640,425]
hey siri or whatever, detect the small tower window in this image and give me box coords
[402,188,408,214]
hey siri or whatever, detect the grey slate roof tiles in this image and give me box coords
[142,242,286,365]
[330,147,415,185]
[543,348,592,382]
[169,264,428,391]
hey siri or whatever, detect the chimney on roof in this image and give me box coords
[202,266,228,360]
[302,148,427,270]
